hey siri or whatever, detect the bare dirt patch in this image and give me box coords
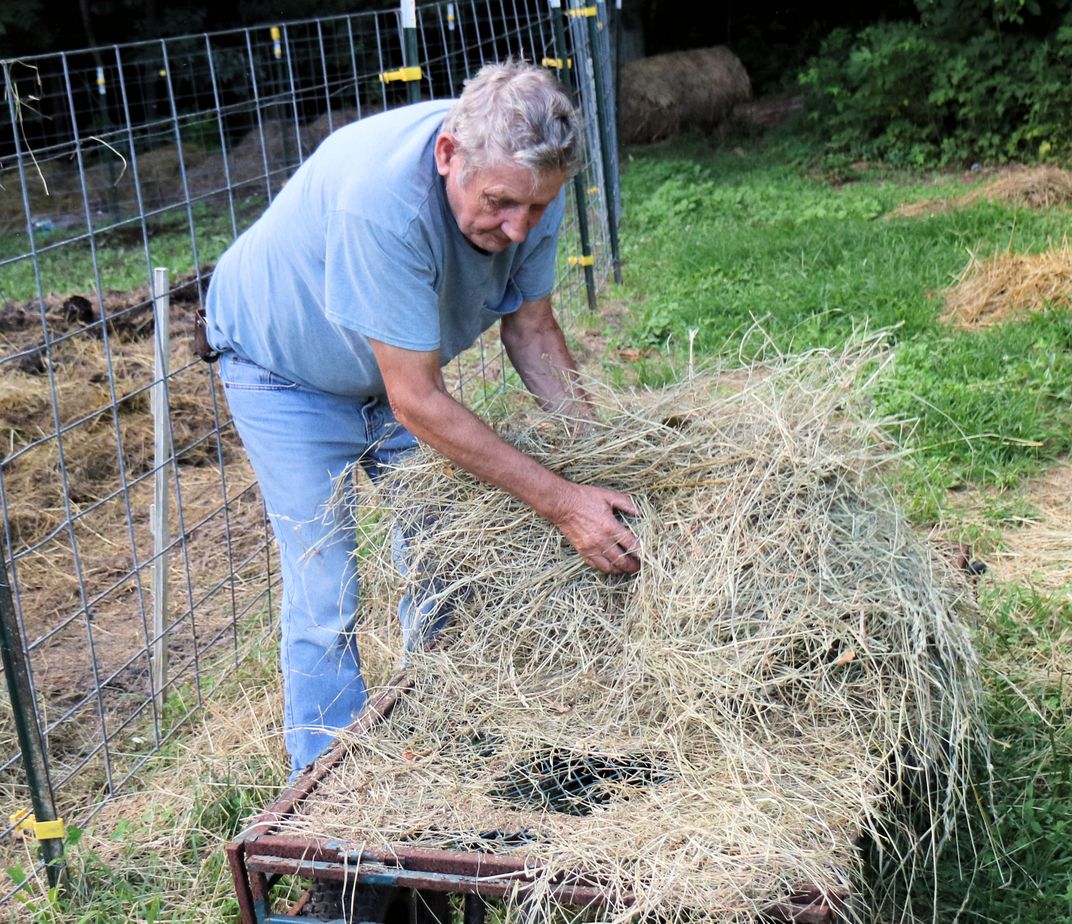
[0,274,272,793]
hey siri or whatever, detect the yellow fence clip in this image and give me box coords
[541,57,572,69]
[567,5,597,16]
[568,255,595,267]
[270,26,283,60]
[9,810,66,841]
[380,66,424,84]
[587,185,599,195]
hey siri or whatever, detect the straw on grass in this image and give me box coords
[282,339,985,922]
[886,165,1072,220]
[941,246,1072,329]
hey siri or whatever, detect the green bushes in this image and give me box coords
[798,1,1072,166]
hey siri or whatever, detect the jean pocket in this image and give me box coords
[219,353,299,391]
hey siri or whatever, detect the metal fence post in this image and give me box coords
[576,0,621,283]
[550,0,598,312]
[402,0,421,103]
[270,26,294,168]
[150,268,172,719]
[0,543,65,889]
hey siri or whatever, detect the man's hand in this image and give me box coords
[550,483,640,575]
[369,337,641,577]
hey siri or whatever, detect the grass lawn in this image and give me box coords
[613,135,1072,922]
[8,135,1071,922]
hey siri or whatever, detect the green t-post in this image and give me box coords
[402,0,420,104]
[583,0,621,283]
[550,0,598,311]
[0,545,65,889]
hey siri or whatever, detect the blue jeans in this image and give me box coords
[218,351,420,774]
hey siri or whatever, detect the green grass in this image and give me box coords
[616,134,1072,923]
[618,139,1072,501]
[0,196,263,303]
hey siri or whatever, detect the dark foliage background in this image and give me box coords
[3,1,1069,167]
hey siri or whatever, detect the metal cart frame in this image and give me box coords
[226,673,845,924]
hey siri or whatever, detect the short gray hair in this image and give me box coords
[441,59,583,182]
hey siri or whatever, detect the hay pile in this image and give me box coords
[619,47,751,144]
[887,165,1072,220]
[283,343,984,921]
[942,246,1072,328]
[966,165,1072,210]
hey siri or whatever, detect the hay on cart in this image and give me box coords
[281,341,985,922]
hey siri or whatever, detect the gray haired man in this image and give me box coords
[204,60,640,778]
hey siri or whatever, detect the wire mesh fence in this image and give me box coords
[0,0,620,893]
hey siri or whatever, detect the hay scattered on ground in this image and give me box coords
[281,341,985,922]
[619,47,751,144]
[886,198,953,220]
[967,165,1072,210]
[887,165,1072,220]
[992,462,1072,591]
[946,461,1072,591]
[0,284,270,794]
[941,246,1072,329]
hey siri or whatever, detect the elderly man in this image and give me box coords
[204,60,640,779]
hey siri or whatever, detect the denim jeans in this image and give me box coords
[218,351,420,774]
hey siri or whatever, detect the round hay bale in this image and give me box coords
[619,46,752,144]
[301,108,359,153]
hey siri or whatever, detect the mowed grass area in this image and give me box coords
[8,137,1072,922]
[614,137,1072,922]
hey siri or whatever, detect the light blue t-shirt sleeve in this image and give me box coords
[323,209,441,351]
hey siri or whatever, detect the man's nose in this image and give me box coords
[501,214,528,243]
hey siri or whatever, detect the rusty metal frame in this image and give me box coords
[226,671,847,924]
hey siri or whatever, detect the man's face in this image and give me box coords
[435,133,567,254]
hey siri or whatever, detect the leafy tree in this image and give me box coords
[799,0,1072,165]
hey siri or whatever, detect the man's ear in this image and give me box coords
[434,133,458,177]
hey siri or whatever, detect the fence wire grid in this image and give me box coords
[0,0,621,892]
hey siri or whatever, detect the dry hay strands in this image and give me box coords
[941,245,1072,329]
[884,198,954,221]
[967,164,1072,210]
[619,47,752,145]
[299,339,986,922]
[887,165,1072,220]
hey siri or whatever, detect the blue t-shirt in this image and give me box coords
[205,100,565,397]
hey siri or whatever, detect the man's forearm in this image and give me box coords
[501,299,592,417]
[371,335,640,574]
[394,385,575,520]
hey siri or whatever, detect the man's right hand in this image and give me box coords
[551,483,641,575]
[368,338,641,577]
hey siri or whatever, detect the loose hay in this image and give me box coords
[282,342,985,922]
[966,165,1072,210]
[941,246,1072,329]
[886,165,1072,220]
